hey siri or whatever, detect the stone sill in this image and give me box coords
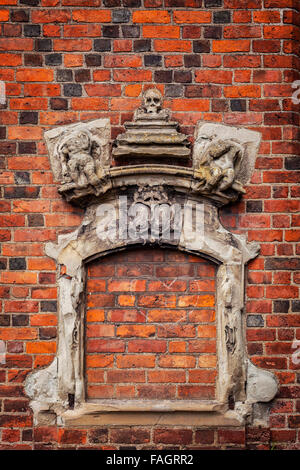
[60,401,244,427]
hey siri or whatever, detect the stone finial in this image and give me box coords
[112,87,190,161]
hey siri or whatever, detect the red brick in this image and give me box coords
[143,25,180,38]
[116,354,155,368]
[154,429,193,444]
[213,40,250,53]
[218,430,245,444]
[154,40,192,52]
[58,429,87,445]
[32,9,71,23]
[133,10,171,23]
[16,69,54,82]
[0,38,33,51]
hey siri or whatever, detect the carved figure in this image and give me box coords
[58,131,100,189]
[194,134,244,193]
[134,88,170,121]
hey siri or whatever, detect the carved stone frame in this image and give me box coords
[25,172,278,427]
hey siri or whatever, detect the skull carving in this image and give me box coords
[143,88,163,114]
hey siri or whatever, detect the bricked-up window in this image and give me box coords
[85,248,217,401]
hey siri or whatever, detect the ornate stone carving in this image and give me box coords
[192,122,261,202]
[134,88,170,121]
[112,88,190,160]
[27,89,278,427]
[44,119,111,204]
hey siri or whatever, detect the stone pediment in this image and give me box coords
[44,88,261,208]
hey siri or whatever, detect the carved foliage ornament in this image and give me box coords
[25,89,278,427]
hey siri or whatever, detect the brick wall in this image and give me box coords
[86,248,217,401]
[0,0,300,450]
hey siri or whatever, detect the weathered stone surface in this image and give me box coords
[44,119,111,201]
[113,88,190,160]
[246,360,278,404]
[192,122,261,200]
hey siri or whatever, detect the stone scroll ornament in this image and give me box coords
[25,89,278,427]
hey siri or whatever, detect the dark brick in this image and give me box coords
[195,429,215,445]
[292,300,300,312]
[41,301,57,312]
[7,342,23,353]
[39,272,55,284]
[75,69,91,82]
[154,70,172,83]
[39,327,57,340]
[9,258,26,270]
[185,85,220,98]
[205,0,222,6]
[231,99,246,112]
[28,214,44,227]
[85,54,102,67]
[184,55,201,67]
[102,25,119,38]
[265,258,300,270]
[165,0,188,5]
[0,127,6,139]
[285,157,300,170]
[123,0,141,5]
[165,84,183,98]
[204,26,222,39]
[0,142,16,155]
[0,258,7,270]
[35,39,52,52]
[134,39,151,52]
[4,186,40,199]
[174,71,192,83]
[24,54,43,67]
[247,315,264,327]
[193,40,211,53]
[110,428,150,444]
[24,24,41,37]
[112,9,130,23]
[50,98,68,111]
[122,25,140,38]
[103,0,121,5]
[212,99,229,112]
[20,112,38,125]
[18,142,36,154]
[3,400,29,412]
[45,54,62,66]
[88,428,108,444]
[57,69,73,82]
[246,201,262,212]
[288,416,300,428]
[214,11,231,23]
[63,84,82,97]
[144,55,162,67]
[11,9,29,22]
[22,429,33,442]
[15,172,30,185]
[273,300,290,313]
[0,315,10,327]
[12,315,29,327]
[94,39,111,52]
[20,0,39,5]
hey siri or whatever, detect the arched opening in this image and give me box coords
[85,246,218,402]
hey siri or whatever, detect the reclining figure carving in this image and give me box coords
[193,133,245,195]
